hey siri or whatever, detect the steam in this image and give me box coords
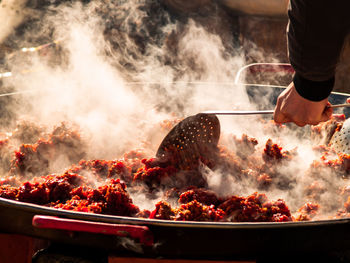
[0,0,29,44]
[0,0,347,219]
[2,1,252,157]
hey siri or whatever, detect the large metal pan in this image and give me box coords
[1,81,350,260]
[162,0,289,17]
[219,0,289,17]
[3,196,350,260]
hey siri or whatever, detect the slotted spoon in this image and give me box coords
[156,113,220,170]
[157,103,350,169]
[330,118,350,154]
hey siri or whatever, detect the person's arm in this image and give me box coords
[274,0,350,126]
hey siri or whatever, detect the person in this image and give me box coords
[274,0,350,127]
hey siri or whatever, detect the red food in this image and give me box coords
[0,185,18,199]
[0,176,21,187]
[96,179,139,216]
[218,192,292,222]
[2,117,350,223]
[344,196,350,213]
[17,181,50,204]
[311,152,350,177]
[263,139,286,163]
[69,159,133,183]
[178,188,221,206]
[175,200,225,221]
[150,201,175,220]
[311,114,345,145]
[149,200,225,222]
[232,134,258,159]
[133,158,178,189]
[15,172,85,205]
[53,196,103,214]
[294,202,320,221]
[10,123,86,177]
[52,178,139,217]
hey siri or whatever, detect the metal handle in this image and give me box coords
[32,215,154,246]
[234,62,294,85]
[330,103,350,109]
[202,110,274,115]
[202,104,350,116]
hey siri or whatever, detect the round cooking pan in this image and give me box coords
[1,82,350,260]
[2,196,350,260]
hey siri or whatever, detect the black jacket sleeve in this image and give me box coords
[288,0,350,101]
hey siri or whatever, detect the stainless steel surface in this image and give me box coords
[330,118,350,154]
[202,110,274,115]
[202,103,350,116]
[219,0,288,17]
[0,85,350,257]
[330,103,350,109]
[3,195,350,259]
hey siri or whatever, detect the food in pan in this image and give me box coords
[0,116,350,222]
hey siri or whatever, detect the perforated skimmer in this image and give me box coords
[330,118,350,154]
[157,104,350,168]
[156,113,220,170]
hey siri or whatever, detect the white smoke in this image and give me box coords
[0,0,347,219]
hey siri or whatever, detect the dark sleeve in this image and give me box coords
[288,0,350,101]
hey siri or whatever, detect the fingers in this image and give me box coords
[273,105,287,124]
[320,106,333,122]
[304,107,332,125]
[273,93,308,127]
[274,109,307,127]
[273,83,332,126]
[274,103,331,126]
[273,95,290,124]
[294,121,307,127]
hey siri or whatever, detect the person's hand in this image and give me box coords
[274,82,332,127]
